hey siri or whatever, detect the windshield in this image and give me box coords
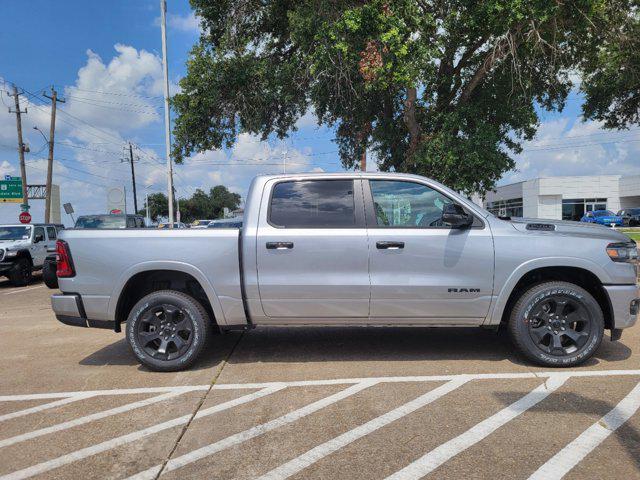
[593,210,615,217]
[75,215,126,229]
[0,226,32,240]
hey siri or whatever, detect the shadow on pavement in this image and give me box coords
[222,326,632,367]
[0,273,43,289]
[79,333,242,372]
[79,326,631,370]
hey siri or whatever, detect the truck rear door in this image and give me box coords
[364,178,494,323]
[256,178,370,319]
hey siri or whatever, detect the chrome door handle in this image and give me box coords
[266,241,294,250]
[376,241,404,250]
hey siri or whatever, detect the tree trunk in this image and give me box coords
[403,86,421,159]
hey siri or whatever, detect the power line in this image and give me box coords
[59,85,163,100]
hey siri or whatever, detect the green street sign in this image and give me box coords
[0,177,22,203]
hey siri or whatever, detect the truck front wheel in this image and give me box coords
[125,290,213,372]
[8,258,32,286]
[508,281,604,367]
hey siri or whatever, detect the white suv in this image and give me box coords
[0,224,62,286]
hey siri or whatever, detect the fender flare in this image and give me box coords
[107,260,228,326]
[487,256,611,326]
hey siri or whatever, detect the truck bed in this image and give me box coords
[57,228,245,326]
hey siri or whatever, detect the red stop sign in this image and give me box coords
[19,212,31,224]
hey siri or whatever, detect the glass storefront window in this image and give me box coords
[562,198,607,221]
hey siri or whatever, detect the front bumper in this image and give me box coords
[603,284,640,330]
[51,293,115,330]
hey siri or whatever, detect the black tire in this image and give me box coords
[43,258,59,289]
[508,281,604,367]
[8,258,32,287]
[125,290,212,372]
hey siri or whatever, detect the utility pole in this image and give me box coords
[282,149,287,174]
[125,143,139,213]
[160,0,175,227]
[360,150,366,172]
[9,85,29,209]
[42,87,65,223]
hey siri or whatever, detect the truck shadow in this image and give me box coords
[222,327,632,367]
[80,326,632,370]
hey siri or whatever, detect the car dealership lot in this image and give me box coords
[1,283,639,479]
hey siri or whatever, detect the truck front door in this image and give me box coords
[256,178,370,319]
[365,179,494,323]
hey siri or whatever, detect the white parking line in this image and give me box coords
[3,370,640,480]
[0,386,283,480]
[529,381,640,480]
[385,375,569,480]
[0,394,96,423]
[0,385,210,402]
[0,390,187,448]
[3,370,640,402]
[2,285,44,296]
[127,381,379,480]
[258,377,470,480]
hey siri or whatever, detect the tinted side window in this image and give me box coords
[34,227,45,241]
[46,227,57,240]
[270,180,356,228]
[369,180,452,228]
[126,217,136,228]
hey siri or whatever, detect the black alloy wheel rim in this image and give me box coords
[136,304,193,360]
[528,295,592,356]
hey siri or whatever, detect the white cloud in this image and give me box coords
[153,12,201,34]
[501,119,640,184]
[0,160,15,177]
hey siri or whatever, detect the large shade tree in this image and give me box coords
[172,0,630,194]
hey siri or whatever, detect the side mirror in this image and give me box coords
[442,203,473,229]
[34,234,44,243]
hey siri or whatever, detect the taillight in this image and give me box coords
[56,240,75,278]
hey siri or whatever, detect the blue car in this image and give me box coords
[580,209,623,227]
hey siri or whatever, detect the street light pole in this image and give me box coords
[160,0,175,228]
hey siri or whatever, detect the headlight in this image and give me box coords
[606,242,638,263]
[4,250,18,258]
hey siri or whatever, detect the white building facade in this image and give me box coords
[484,175,640,220]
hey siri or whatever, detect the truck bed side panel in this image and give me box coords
[57,229,245,326]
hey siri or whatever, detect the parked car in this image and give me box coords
[74,214,146,229]
[618,208,640,227]
[191,220,214,229]
[51,173,638,371]
[0,223,62,286]
[580,210,623,227]
[207,218,243,229]
[157,222,188,229]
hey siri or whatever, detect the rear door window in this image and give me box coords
[269,180,357,228]
[46,226,57,240]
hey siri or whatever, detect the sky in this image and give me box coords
[1,0,639,225]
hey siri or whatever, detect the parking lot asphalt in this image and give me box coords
[1,280,639,479]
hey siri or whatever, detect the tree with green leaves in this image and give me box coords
[579,2,640,129]
[171,0,628,194]
[141,192,169,222]
[140,186,241,223]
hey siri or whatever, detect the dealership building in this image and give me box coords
[483,174,640,220]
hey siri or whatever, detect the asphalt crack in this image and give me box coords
[152,331,245,480]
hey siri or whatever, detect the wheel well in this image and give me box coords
[115,270,217,332]
[15,250,33,264]
[500,266,613,330]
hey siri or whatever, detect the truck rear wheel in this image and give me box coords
[8,258,32,287]
[125,290,212,372]
[508,281,604,367]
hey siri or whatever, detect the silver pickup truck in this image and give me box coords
[51,173,639,371]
